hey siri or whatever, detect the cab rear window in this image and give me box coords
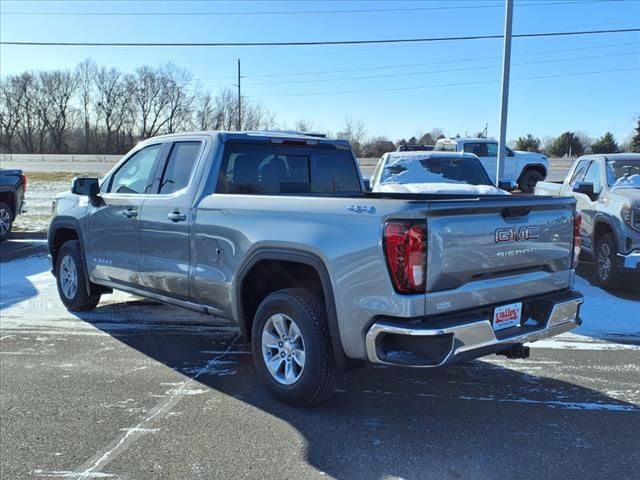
[216,143,361,195]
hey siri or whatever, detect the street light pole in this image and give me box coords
[237,59,242,131]
[496,0,513,185]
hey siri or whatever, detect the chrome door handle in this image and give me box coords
[123,208,138,218]
[167,211,187,222]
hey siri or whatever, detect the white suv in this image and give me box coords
[434,138,549,193]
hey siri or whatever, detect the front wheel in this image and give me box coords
[594,233,621,289]
[518,170,545,194]
[251,288,339,406]
[0,201,13,241]
[55,240,101,311]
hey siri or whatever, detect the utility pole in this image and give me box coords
[236,59,242,131]
[496,0,513,184]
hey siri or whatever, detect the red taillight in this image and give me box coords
[21,174,27,194]
[572,212,581,268]
[383,221,427,293]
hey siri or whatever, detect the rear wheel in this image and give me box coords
[594,233,621,289]
[518,170,545,194]
[55,240,101,311]
[251,288,339,406]
[0,201,13,241]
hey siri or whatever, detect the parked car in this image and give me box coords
[535,153,640,289]
[0,169,26,240]
[49,130,583,406]
[397,144,434,152]
[434,138,549,193]
[370,151,508,195]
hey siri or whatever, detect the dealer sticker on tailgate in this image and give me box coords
[492,302,522,331]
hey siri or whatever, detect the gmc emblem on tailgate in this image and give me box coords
[495,226,540,243]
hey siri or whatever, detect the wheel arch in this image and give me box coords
[234,248,346,368]
[48,217,99,296]
[0,190,16,217]
[517,163,547,183]
[592,215,619,250]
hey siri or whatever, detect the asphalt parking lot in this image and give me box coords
[1,241,639,480]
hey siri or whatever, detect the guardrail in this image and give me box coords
[1,154,123,163]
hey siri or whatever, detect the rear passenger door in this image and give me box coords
[137,140,205,300]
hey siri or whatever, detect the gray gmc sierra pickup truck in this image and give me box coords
[536,153,640,289]
[49,131,584,405]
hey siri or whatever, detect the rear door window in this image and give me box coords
[217,143,360,195]
[158,141,202,194]
[463,143,483,156]
[486,143,498,157]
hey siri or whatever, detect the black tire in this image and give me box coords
[594,233,621,289]
[0,201,13,241]
[251,288,339,406]
[518,169,545,194]
[55,240,101,311]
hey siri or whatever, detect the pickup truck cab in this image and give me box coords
[535,153,640,288]
[434,138,549,193]
[49,131,583,405]
[0,168,27,240]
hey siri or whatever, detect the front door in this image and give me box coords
[85,143,166,286]
[138,140,204,301]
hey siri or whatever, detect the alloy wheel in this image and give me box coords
[261,313,306,385]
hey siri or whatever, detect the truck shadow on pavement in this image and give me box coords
[74,303,640,480]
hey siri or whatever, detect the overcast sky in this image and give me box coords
[1,0,639,143]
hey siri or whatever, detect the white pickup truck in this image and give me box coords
[434,138,549,193]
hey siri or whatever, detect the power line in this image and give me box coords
[246,66,638,98]
[2,27,639,48]
[2,0,630,16]
[236,51,639,86]
[194,42,640,82]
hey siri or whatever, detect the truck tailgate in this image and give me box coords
[424,197,575,316]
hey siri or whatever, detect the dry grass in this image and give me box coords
[25,172,101,182]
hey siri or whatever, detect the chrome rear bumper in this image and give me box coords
[618,250,640,270]
[365,291,583,367]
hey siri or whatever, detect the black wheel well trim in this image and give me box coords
[48,217,93,294]
[0,190,16,216]
[517,163,547,182]
[234,248,347,368]
[592,216,619,249]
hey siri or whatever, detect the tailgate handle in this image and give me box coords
[501,207,532,218]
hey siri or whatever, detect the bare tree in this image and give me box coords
[36,70,79,153]
[12,72,47,153]
[161,63,196,133]
[0,77,21,153]
[77,59,97,152]
[194,92,215,130]
[95,66,130,153]
[127,66,171,139]
[294,119,315,132]
[336,117,366,155]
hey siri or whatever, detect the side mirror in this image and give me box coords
[72,177,100,199]
[363,178,372,192]
[572,181,597,199]
[498,180,517,192]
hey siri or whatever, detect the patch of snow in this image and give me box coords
[572,275,639,340]
[611,173,640,189]
[375,182,507,195]
[373,154,506,195]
